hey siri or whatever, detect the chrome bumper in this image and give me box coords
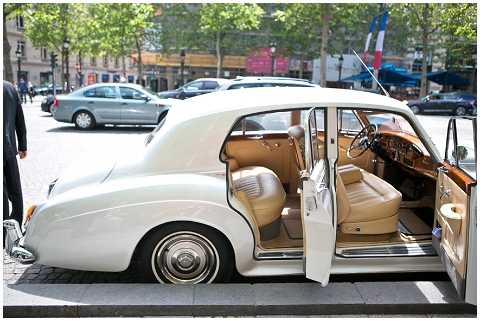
[3,219,36,264]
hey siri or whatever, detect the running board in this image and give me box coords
[256,250,303,260]
[337,243,437,258]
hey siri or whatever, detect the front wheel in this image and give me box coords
[136,223,233,284]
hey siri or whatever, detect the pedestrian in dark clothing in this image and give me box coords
[28,81,34,103]
[3,80,28,228]
[18,78,28,104]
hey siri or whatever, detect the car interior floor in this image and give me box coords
[260,194,303,250]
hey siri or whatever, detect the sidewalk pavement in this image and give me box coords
[4,281,476,317]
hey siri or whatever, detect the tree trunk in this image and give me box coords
[122,55,126,78]
[3,14,14,82]
[299,53,304,79]
[60,47,65,89]
[319,4,331,87]
[135,35,143,84]
[420,4,429,97]
[215,31,223,78]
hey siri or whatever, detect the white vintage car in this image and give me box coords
[4,87,476,304]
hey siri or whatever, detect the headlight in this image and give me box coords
[47,178,58,198]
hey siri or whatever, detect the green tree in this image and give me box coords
[390,4,442,97]
[3,3,29,82]
[90,4,154,80]
[23,3,83,87]
[199,3,264,77]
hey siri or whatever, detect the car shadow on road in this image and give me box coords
[46,125,155,134]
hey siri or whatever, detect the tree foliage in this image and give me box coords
[199,3,264,77]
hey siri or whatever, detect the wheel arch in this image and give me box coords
[128,219,236,272]
[71,107,97,123]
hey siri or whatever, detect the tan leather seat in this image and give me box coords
[337,164,401,234]
[288,125,306,171]
[231,166,285,240]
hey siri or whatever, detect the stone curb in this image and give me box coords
[3,281,476,317]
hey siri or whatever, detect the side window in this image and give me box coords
[307,108,326,172]
[447,118,476,179]
[203,81,218,90]
[184,81,203,91]
[83,86,116,98]
[228,83,262,90]
[120,87,145,100]
[338,110,362,133]
[232,111,294,135]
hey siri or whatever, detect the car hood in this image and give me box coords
[49,155,117,199]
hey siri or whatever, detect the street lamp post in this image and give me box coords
[15,48,22,83]
[180,49,186,87]
[270,42,276,76]
[63,37,70,92]
[338,54,344,82]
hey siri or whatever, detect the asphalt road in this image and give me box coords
[3,97,463,285]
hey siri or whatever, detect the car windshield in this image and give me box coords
[364,112,416,136]
[142,86,160,97]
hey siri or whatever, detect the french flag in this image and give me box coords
[373,12,389,70]
[363,15,377,64]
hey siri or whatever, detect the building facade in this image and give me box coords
[5,17,137,88]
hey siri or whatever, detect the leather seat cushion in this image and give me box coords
[232,166,286,228]
[343,171,401,223]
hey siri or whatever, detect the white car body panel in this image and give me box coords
[23,87,449,277]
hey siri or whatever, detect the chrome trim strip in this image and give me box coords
[256,249,304,260]
[337,242,436,258]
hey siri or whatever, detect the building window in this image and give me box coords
[103,56,108,67]
[40,47,48,61]
[90,56,97,66]
[114,57,120,68]
[17,41,26,57]
[16,16,24,30]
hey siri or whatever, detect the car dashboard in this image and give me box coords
[374,131,436,179]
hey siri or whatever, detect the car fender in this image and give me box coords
[23,173,255,273]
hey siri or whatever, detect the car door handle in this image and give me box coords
[87,101,94,104]
[121,102,128,105]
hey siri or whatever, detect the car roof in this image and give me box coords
[169,87,409,123]
[219,78,318,90]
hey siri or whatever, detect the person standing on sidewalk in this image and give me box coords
[3,80,28,229]
[27,81,34,103]
[18,78,28,104]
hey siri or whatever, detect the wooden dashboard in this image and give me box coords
[375,131,437,179]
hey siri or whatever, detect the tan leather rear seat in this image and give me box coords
[231,166,285,240]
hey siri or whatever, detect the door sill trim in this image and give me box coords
[336,241,436,258]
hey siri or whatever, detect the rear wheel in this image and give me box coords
[455,106,466,116]
[136,223,233,284]
[410,105,420,114]
[74,111,96,129]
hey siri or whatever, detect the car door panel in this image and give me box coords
[302,107,335,286]
[433,117,476,304]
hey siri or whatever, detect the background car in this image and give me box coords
[157,78,230,99]
[407,92,476,116]
[41,94,54,113]
[218,76,319,91]
[52,83,171,129]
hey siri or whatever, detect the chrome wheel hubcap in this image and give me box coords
[152,232,219,284]
[456,107,466,116]
[76,113,92,128]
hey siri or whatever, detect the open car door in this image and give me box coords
[433,116,476,305]
[301,107,336,286]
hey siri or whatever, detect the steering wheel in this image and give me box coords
[347,124,377,159]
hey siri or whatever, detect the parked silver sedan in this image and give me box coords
[52,83,171,129]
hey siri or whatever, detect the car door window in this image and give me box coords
[228,83,263,90]
[184,81,203,91]
[338,110,362,133]
[84,86,117,99]
[232,111,294,135]
[120,87,146,100]
[203,81,218,90]
[446,118,476,179]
